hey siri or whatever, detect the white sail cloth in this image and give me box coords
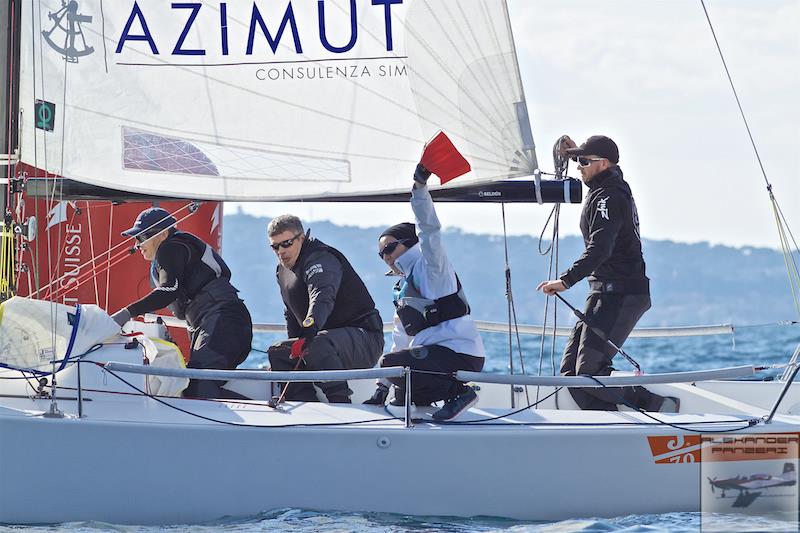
[0,296,119,372]
[19,0,536,201]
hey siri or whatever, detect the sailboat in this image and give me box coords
[1,0,799,525]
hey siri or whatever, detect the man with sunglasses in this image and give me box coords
[537,135,677,413]
[111,207,253,399]
[267,214,384,403]
[364,164,485,421]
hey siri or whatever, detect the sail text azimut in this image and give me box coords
[115,0,403,59]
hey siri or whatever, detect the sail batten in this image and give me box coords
[19,0,536,201]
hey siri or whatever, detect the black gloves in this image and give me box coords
[413,163,432,185]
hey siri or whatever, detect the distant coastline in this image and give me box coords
[224,212,798,327]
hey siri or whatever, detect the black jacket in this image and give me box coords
[127,231,240,323]
[277,237,381,337]
[560,166,649,293]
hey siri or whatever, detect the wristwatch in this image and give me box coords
[302,317,315,328]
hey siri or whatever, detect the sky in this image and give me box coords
[232,0,800,250]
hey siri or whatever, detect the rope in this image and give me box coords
[700,0,800,320]
[33,202,197,302]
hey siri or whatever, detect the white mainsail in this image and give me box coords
[18,0,536,201]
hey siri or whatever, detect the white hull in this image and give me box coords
[1,342,799,524]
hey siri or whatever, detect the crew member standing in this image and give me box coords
[267,215,384,403]
[537,135,678,412]
[112,207,253,399]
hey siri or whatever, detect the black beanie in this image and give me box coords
[380,222,418,247]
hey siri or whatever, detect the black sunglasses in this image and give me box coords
[270,232,303,251]
[576,156,605,167]
[135,231,156,244]
[378,240,406,259]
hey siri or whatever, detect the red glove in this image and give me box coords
[290,338,307,359]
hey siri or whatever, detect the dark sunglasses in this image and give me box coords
[378,239,406,259]
[135,232,156,244]
[270,232,303,251]
[576,156,605,167]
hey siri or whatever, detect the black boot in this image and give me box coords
[363,384,390,405]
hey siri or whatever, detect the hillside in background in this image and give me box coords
[222,212,796,327]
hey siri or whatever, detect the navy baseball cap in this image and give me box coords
[121,207,177,237]
[565,135,619,164]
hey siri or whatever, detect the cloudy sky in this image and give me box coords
[234,0,799,249]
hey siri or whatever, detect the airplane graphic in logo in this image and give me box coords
[708,462,796,507]
[42,1,94,63]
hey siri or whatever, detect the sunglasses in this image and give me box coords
[576,156,606,167]
[270,232,303,251]
[135,232,155,244]
[378,240,406,259]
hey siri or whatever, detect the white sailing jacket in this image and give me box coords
[390,184,485,358]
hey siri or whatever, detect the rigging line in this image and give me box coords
[499,204,530,404]
[45,209,194,302]
[45,206,202,302]
[509,291,531,406]
[772,199,800,316]
[36,203,196,300]
[700,0,770,189]
[4,0,16,208]
[32,1,63,394]
[105,203,113,311]
[536,209,559,406]
[774,198,800,258]
[551,204,561,380]
[99,0,108,74]
[583,376,759,434]
[501,204,514,407]
[434,387,564,426]
[772,202,800,318]
[84,202,101,305]
[94,363,401,429]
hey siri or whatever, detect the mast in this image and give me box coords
[1,0,20,206]
[1,0,20,301]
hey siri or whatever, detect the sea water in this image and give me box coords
[8,324,799,533]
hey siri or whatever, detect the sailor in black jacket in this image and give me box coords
[538,136,677,412]
[267,214,384,403]
[111,208,253,399]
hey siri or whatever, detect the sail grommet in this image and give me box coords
[376,436,391,449]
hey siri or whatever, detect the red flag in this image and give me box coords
[420,131,471,184]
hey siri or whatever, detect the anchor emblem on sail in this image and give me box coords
[42,1,94,63]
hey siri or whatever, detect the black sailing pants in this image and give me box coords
[268,327,384,403]
[380,345,484,405]
[183,300,253,399]
[560,292,665,411]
